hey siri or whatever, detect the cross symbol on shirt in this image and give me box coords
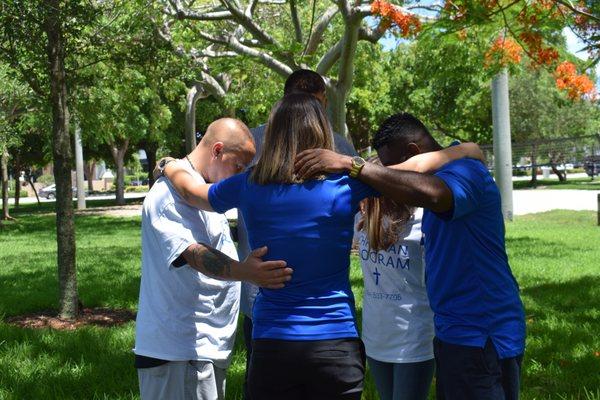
[373,268,381,285]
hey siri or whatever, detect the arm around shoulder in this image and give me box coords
[162,161,213,211]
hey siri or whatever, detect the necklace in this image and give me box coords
[185,155,197,173]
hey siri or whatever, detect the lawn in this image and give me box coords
[0,209,599,399]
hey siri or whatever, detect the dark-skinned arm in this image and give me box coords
[179,244,293,289]
[294,149,457,213]
[353,162,453,212]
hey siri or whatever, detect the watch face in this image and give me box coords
[353,156,366,167]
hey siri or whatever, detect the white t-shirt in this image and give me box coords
[355,208,434,363]
[134,161,240,368]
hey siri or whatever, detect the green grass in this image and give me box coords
[0,210,599,399]
[514,177,600,190]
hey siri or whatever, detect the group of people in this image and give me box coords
[133,69,526,400]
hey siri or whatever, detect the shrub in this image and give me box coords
[8,190,29,198]
[513,169,529,177]
[125,185,149,193]
[37,174,54,186]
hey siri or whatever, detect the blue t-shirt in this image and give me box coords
[422,159,526,359]
[209,171,378,340]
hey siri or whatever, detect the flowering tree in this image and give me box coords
[437,0,598,99]
[159,0,427,138]
[159,0,598,143]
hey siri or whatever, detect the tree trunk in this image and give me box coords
[143,142,158,188]
[530,145,538,188]
[327,89,353,144]
[549,151,567,182]
[1,148,10,220]
[83,160,96,192]
[328,15,360,145]
[550,164,567,182]
[185,83,207,154]
[74,125,86,210]
[14,154,21,208]
[110,139,129,206]
[27,173,41,206]
[45,0,79,320]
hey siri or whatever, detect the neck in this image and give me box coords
[186,151,210,182]
[420,139,443,153]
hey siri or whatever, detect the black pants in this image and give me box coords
[248,338,366,400]
[434,337,523,400]
[242,315,253,400]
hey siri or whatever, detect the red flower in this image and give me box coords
[554,61,596,100]
[371,0,421,37]
[485,36,523,67]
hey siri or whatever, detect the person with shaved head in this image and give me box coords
[134,118,292,400]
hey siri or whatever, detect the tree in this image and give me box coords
[158,0,425,139]
[78,63,171,205]
[0,0,107,319]
[386,30,494,144]
[0,64,29,220]
[510,68,600,183]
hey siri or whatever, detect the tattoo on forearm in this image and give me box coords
[190,245,233,278]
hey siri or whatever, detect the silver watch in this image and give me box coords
[158,158,176,176]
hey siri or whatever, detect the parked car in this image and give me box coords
[584,156,600,177]
[38,184,80,199]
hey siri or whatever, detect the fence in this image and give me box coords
[480,134,600,180]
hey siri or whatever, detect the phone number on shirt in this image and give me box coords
[364,290,403,301]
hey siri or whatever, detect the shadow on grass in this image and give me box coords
[505,236,590,260]
[520,276,600,398]
[513,178,600,190]
[0,215,141,316]
[0,322,138,399]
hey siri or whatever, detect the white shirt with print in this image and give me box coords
[134,161,240,368]
[355,208,434,363]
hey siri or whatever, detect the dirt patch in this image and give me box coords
[76,205,142,218]
[6,308,136,330]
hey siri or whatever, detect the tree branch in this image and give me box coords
[225,35,293,77]
[166,0,233,21]
[555,0,600,23]
[358,26,385,43]
[316,39,344,75]
[337,0,353,20]
[305,6,339,55]
[290,0,303,43]
[337,19,361,94]
[219,0,279,46]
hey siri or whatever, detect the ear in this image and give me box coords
[407,142,421,157]
[212,142,224,159]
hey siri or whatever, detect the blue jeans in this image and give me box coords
[367,356,434,400]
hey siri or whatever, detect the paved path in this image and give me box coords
[513,189,599,215]
[8,192,147,205]
[8,189,599,217]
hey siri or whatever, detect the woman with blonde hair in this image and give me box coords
[158,93,480,399]
[355,159,434,400]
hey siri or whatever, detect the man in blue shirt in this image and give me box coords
[294,113,526,400]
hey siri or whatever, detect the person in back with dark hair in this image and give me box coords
[157,99,480,399]
[295,112,526,400]
[237,68,357,399]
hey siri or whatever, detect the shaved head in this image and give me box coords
[200,118,254,153]
[191,117,256,183]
